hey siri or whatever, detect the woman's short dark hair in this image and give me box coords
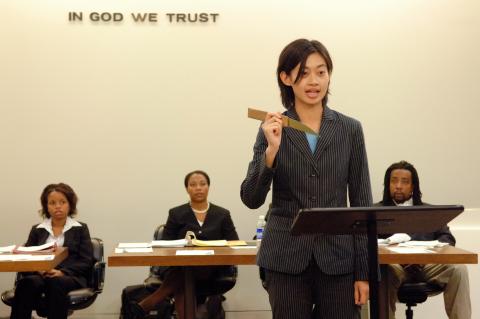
[277,39,333,109]
[184,170,210,188]
[39,183,78,218]
[382,161,423,206]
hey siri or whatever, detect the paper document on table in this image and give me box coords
[192,239,228,247]
[387,247,435,254]
[118,242,152,248]
[398,240,448,248]
[378,233,411,245]
[151,239,188,247]
[0,255,23,261]
[0,254,54,261]
[14,242,55,253]
[23,254,55,261]
[152,238,230,247]
[226,240,248,246]
[176,250,214,256]
[0,245,16,253]
[125,248,153,253]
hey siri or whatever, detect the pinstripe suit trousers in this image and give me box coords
[264,261,361,319]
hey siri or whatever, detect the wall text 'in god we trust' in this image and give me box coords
[68,12,220,24]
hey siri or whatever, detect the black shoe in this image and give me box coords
[128,301,147,319]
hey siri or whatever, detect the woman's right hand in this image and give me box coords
[261,112,283,168]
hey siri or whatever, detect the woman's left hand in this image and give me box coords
[43,269,64,278]
[354,280,369,305]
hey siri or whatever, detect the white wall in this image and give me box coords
[1,0,479,317]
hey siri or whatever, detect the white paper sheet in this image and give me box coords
[398,240,448,248]
[0,245,16,253]
[152,239,188,247]
[124,248,153,253]
[118,242,152,248]
[387,247,435,254]
[15,242,55,252]
[0,254,54,261]
[175,250,214,256]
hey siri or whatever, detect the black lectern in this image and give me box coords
[290,205,464,319]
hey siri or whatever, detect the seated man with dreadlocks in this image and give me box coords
[377,160,471,319]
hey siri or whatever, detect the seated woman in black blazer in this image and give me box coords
[132,170,239,319]
[10,183,93,319]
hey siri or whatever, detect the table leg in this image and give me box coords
[378,265,389,319]
[184,266,197,319]
[367,218,379,319]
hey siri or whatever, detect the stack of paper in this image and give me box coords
[118,243,151,248]
[0,245,16,253]
[14,242,55,253]
[387,247,434,254]
[0,254,55,261]
[151,239,188,247]
[398,240,449,248]
[116,243,153,253]
[378,233,411,245]
[176,250,214,256]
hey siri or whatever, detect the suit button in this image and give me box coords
[199,231,202,234]
[310,174,317,177]
[310,196,317,201]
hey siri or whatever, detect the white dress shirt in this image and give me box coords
[36,217,82,247]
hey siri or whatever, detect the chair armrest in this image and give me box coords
[92,261,106,293]
[68,288,96,305]
[196,266,238,297]
[144,275,163,290]
[216,265,238,282]
[150,265,169,278]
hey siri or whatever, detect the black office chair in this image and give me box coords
[146,225,238,319]
[397,281,444,319]
[1,237,106,317]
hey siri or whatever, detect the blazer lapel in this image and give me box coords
[63,227,77,248]
[313,106,338,161]
[284,109,319,174]
[37,228,50,245]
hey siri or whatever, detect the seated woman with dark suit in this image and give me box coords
[131,170,239,319]
[10,183,93,319]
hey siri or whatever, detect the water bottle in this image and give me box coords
[256,215,266,247]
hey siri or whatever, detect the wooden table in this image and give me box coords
[109,246,257,267]
[378,245,477,264]
[109,245,257,319]
[108,245,477,319]
[0,247,68,272]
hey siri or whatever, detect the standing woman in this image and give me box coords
[241,39,372,318]
[11,183,93,319]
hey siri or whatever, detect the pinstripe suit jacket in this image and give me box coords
[241,106,372,280]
